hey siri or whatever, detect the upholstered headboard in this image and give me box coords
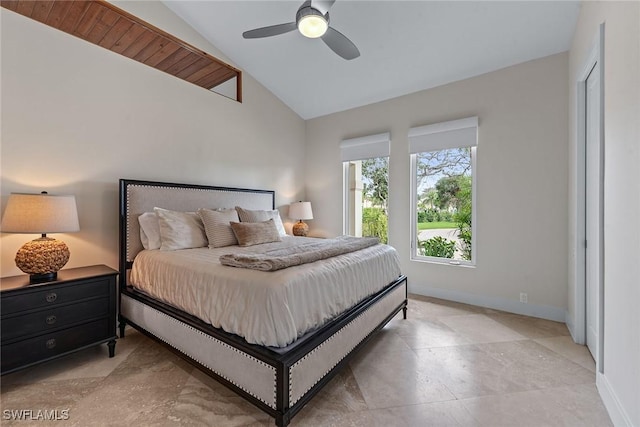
[119,179,275,286]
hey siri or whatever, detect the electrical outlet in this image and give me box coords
[520,293,528,303]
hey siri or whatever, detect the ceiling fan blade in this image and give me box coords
[321,26,360,60]
[243,22,297,39]
[311,0,336,15]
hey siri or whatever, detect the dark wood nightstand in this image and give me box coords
[0,265,118,375]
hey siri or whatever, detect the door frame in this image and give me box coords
[573,23,605,372]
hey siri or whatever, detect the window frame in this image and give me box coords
[340,132,390,239]
[342,157,390,240]
[410,146,477,267]
[342,161,352,236]
[408,119,478,267]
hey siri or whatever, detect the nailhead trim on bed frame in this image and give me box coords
[126,188,132,263]
[288,282,406,406]
[122,295,278,409]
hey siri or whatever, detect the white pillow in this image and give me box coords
[138,212,161,250]
[197,208,240,248]
[235,207,287,236]
[154,207,208,251]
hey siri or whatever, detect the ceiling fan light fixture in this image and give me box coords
[244,0,358,60]
[297,8,328,38]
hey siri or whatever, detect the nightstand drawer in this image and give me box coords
[1,278,110,316]
[1,298,109,342]
[1,318,111,373]
[1,265,118,375]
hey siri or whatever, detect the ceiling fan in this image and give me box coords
[242,0,360,60]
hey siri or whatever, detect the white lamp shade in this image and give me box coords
[1,193,80,234]
[288,201,313,221]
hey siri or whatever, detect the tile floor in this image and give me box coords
[0,295,612,426]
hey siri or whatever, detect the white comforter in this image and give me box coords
[130,236,401,347]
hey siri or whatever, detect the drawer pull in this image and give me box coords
[46,315,57,325]
[46,339,56,349]
[45,293,57,303]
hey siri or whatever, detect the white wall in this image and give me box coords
[567,2,640,425]
[306,53,569,321]
[0,2,306,277]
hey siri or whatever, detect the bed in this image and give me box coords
[118,179,407,426]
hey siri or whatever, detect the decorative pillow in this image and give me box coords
[154,207,208,251]
[229,219,282,247]
[138,212,161,250]
[197,208,240,248]
[235,207,287,236]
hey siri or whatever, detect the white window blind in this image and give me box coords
[408,117,478,153]
[340,132,390,161]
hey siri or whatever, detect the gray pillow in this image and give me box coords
[229,219,282,247]
[198,208,240,248]
[235,207,287,236]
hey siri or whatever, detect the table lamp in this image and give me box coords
[1,192,80,283]
[289,201,313,237]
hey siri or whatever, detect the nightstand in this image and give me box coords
[0,265,118,375]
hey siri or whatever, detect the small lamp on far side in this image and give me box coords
[289,201,313,237]
[1,192,79,283]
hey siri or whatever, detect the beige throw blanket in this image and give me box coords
[219,236,380,271]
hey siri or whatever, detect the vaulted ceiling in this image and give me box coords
[164,1,580,119]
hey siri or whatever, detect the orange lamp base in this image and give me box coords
[292,221,309,237]
[15,237,70,283]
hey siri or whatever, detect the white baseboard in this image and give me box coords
[565,311,579,343]
[597,372,633,427]
[408,282,566,322]
[565,311,574,335]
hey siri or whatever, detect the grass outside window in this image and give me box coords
[418,221,456,230]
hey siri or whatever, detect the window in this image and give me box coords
[341,133,390,243]
[409,117,477,265]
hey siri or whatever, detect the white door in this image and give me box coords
[585,62,600,361]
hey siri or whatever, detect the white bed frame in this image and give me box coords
[118,179,407,426]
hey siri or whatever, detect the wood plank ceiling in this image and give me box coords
[1,0,242,101]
